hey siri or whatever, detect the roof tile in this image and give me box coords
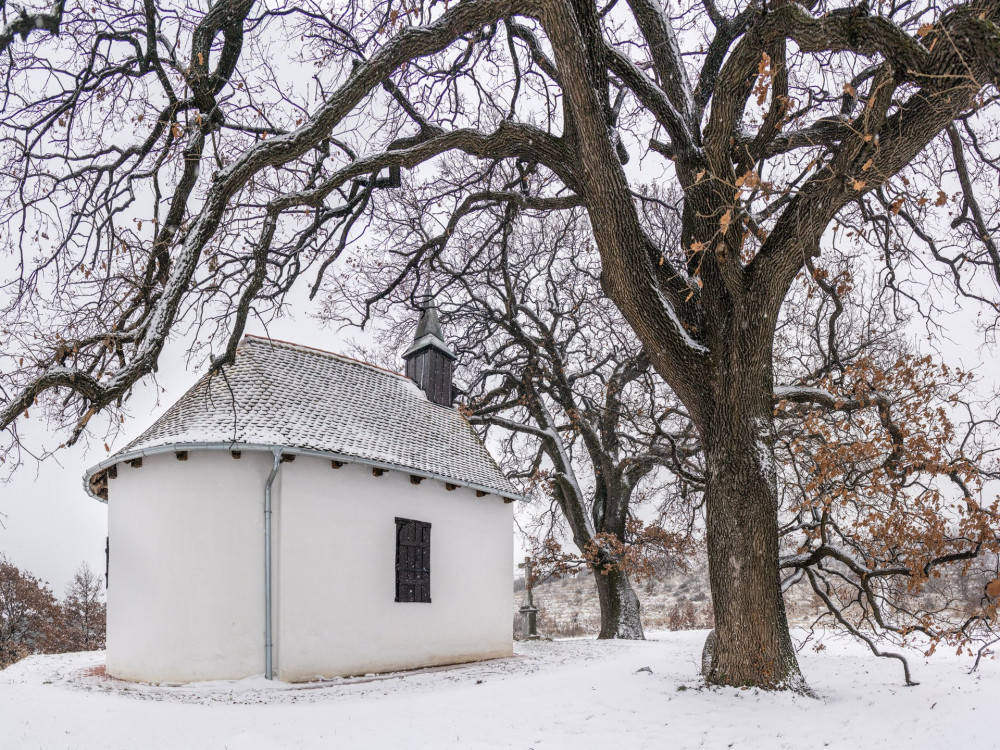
[108,336,517,497]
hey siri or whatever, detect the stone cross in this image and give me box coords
[518,556,534,607]
[517,556,539,638]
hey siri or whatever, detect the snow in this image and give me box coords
[781,543,871,575]
[655,289,709,355]
[539,405,594,537]
[754,416,778,488]
[88,336,518,500]
[773,384,837,402]
[1,630,994,749]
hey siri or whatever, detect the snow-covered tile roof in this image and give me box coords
[87,336,518,498]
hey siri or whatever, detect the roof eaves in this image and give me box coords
[82,442,524,504]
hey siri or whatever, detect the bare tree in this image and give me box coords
[4,0,1000,688]
[341,207,700,639]
[58,562,106,652]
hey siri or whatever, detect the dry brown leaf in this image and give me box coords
[755,52,772,106]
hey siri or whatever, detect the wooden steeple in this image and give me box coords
[402,296,457,407]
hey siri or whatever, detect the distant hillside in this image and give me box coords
[513,559,826,637]
[513,557,991,638]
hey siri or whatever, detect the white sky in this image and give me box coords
[0,300,353,593]
[1,39,997,593]
[0,285,538,594]
[3,300,995,595]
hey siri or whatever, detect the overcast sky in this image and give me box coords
[4,298,996,595]
[0,302,357,593]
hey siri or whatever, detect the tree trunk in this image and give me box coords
[594,566,645,639]
[700,352,804,689]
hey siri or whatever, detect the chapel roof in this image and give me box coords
[84,335,519,501]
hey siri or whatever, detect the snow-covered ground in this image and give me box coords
[0,630,993,749]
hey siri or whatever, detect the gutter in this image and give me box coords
[263,448,282,681]
[81,442,524,503]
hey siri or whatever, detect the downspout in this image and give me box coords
[264,448,282,680]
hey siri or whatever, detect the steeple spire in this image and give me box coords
[402,289,456,407]
[413,297,444,340]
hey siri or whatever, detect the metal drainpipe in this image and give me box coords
[264,448,282,680]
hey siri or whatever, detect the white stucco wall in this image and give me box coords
[276,458,513,681]
[106,451,272,683]
[105,450,513,683]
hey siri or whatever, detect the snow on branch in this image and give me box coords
[0,0,65,54]
[773,383,888,413]
[654,289,709,355]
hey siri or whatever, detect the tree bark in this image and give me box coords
[700,330,803,689]
[593,566,645,640]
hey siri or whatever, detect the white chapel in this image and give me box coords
[84,305,517,683]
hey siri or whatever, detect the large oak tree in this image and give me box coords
[3,0,1000,688]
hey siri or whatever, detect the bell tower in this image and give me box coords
[402,297,457,407]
